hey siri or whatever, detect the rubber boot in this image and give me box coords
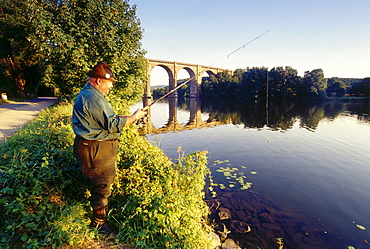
[90,206,113,235]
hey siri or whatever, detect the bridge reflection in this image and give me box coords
[138,98,370,135]
[138,97,231,135]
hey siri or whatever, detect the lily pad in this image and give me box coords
[356,224,366,230]
[223,172,232,177]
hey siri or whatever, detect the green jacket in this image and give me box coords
[72,83,126,140]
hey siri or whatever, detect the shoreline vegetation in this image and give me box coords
[0,99,215,248]
[152,68,369,103]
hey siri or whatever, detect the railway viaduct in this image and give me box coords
[145,58,233,98]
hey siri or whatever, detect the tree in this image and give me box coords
[0,0,52,97]
[348,78,370,96]
[241,67,268,100]
[1,0,146,102]
[326,77,346,97]
[201,71,235,98]
[232,68,245,83]
[300,69,327,98]
[45,0,146,101]
[268,66,300,100]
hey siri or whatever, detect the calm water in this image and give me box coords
[132,98,370,248]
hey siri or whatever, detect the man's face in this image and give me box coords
[96,78,114,95]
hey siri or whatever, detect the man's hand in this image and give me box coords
[133,108,147,121]
[119,108,147,126]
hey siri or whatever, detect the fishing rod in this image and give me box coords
[142,30,269,111]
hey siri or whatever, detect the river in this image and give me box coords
[132,97,370,249]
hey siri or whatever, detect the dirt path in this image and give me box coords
[0,97,58,142]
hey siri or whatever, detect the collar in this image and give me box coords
[86,83,105,98]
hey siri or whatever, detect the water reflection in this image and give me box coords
[139,97,232,134]
[139,97,370,134]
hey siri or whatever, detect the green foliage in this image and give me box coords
[268,66,300,100]
[0,101,212,248]
[212,160,253,192]
[152,79,191,98]
[0,101,92,248]
[46,0,147,98]
[240,67,269,100]
[111,137,212,248]
[176,79,190,97]
[0,0,147,100]
[301,69,327,98]
[202,71,239,99]
[326,77,346,97]
[348,78,370,96]
[339,78,361,88]
[0,0,52,97]
[200,67,369,101]
[152,86,169,98]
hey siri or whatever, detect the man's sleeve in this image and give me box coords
[89,96,127,133]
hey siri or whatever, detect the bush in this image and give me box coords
[0,100,212,248]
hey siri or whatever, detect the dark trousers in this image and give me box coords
[73,136,118,209]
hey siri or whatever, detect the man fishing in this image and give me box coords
[72,62,146,234]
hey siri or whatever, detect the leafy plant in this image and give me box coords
[111,140,213,248]
[0,100,91,248]
[0,100,213,248]
[0,0,147,98]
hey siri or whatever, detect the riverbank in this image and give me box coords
[0,100,215,248]
[325,96,369,102]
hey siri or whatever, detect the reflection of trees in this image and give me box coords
[139,98,370,135]
[268,102,297,131]
[358,114,370,124]
[202,99,299,131]
[323,102,345,120]
[345,101,370,124]
[298,104,325,132]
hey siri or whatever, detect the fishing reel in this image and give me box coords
[135,114,149,125]
[134,106,150,125]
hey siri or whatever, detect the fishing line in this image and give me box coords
[227,30,270,59]
[142,30,270,111]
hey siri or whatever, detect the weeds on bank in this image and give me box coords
[110,135,212,248]
[0,100,213,248]
[0,101,92,248]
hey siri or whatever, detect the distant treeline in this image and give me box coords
[153,67,370,101]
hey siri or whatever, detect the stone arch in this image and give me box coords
[178,67,198,97]
[153,64,175,88]
[145,64,175,98]
[145,59,233,98]
[205,70,216,77]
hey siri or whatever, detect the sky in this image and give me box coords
[130,0,370,85]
